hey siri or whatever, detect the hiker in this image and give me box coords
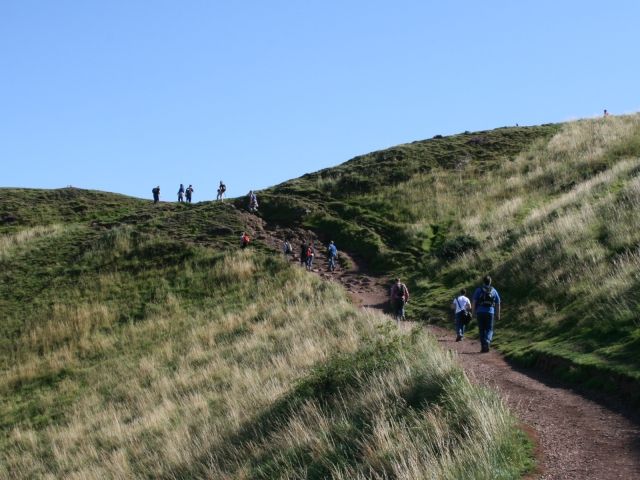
[305,244,315,271]
[248,190,259,213]
[152,186,160,203]
[300,242,307,267]
[452,288,472,342]
[283,240,292,256]
[471,275,501,353]
[604,109,609,117]
[390,278,409,322]
[177,184,185,202]
[327,240,338,272]
[240,232,250,249]
[186,185,194,203]
[217,181,226,201]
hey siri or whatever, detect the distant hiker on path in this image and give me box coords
[177,184,185,202]
[472,275,501,353]
[241,232,250,249]
[305,244,315,271]
[390,278,409,322]
[217,181,226,201]
[152,186,160,203]
[300,242,307,267]
[186,185,194,203]
[327,240,338,272]
[248,190,258,213]
[283,240,292,257]
[452,288,472,342]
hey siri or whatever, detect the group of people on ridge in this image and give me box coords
[151,181,227,204]
[177,184,195,203]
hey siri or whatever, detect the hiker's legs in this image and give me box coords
[395,299,405,321]
[477,312,494,351]
[328,256,335,271]
[455,312,465,339]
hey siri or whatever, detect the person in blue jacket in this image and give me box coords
[472,275,501,353]
[327,241,338,271]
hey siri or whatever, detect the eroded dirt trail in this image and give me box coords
[243,210,640,479]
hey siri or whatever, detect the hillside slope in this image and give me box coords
[260,115,640,401]
[0,190,532,478]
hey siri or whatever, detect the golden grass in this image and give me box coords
[1,250,526,478]
[0,224,65,260]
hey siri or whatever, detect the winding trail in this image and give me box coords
[241,208,640,479]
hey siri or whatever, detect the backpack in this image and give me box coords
[478,286,496,308]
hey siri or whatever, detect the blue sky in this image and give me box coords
[2,1,639,201]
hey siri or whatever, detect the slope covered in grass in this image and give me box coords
[0,190,531,478]
[261,115,640,400]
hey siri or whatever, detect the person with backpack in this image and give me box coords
[185,185,194,203]
[327,240,338,272]
[240,232,250,249]
[217,181,226,201]
[390,278,409,322]
[305,244,314,271]
[300,242,307,267]
[152,186,160,203]
[451,288,472,342]
[472,275,501,353]
[177,184,185,202]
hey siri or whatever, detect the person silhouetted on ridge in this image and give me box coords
[185,185,194,203]
[152,186,160,204]
[248,190,258,212]
[217,181,226,201]
[177,184,185,202]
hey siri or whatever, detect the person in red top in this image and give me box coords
[390,278,409,322]
[240,232,250,249]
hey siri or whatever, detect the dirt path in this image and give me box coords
[243,209,640,479]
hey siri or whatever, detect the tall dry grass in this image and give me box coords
[0,224,65,260]
[1,250,527,479]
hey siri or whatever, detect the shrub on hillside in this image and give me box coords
[435,235,480,261]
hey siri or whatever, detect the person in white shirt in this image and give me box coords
[451,288,472,342]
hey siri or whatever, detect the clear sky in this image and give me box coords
[2,1,639,201]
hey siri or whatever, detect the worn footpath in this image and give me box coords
[242,207,640,480]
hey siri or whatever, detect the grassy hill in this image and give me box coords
[260,114,640,402]
[0,190,532,478]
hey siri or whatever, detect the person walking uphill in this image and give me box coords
[152,186,160,203]
[240,232,250,249]
[472,275,501,353]
[451,288,472,342]
[390,278,409,323]
[299,242,307,267]
[327,241,338,272]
